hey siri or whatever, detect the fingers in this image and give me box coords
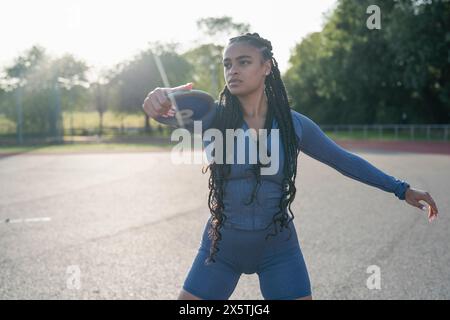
[154,90,172,115]
[424,192,439,222]
[413,201,435,223]
[168,82,193,93]
[406,189,439,220]
[142,96,157,119]
[154,90,171,108]
[418,200,426,210]
[142,88,171,119]
[411,191,439,223]
[142,83,193,119]
[424,193,438,215]
[406,191,425,210]
[149,94,163,116]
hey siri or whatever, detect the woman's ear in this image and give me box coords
[265,61,272,75]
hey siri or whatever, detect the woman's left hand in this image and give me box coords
[404,187,439,222]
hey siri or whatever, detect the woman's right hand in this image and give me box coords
[142,83,193,119]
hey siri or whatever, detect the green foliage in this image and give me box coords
[182,43,225,98]
[197,16,250,42]
[0,45,89,135]
[109,42,193,114]
[284,0,450,124]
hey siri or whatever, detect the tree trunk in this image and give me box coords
[144,114,152,133]
[99,111,104,137]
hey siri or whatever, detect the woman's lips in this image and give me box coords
[229,80,242,86]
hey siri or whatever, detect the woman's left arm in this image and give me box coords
[291,110,439,221]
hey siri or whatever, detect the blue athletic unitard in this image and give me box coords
[181,103,410,300]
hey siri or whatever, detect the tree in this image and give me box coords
[182,43,225,98]
[182,16,251,99]
[109,42,193,133]
[1,45,89,140]
[196,16,250,44]
[386,0,450,123]
[284,0,450,124]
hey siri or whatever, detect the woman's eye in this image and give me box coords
[224,61,250,68]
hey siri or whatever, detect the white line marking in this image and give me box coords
[2,217,51,224]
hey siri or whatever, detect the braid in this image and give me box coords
[203,33,300,264]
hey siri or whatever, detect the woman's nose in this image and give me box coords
[229,65,239,74]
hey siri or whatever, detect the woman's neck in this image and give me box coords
[238,88,268,119]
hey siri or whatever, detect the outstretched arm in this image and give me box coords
[291,110,439,221]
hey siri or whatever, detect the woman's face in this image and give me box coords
[223,43,271,96]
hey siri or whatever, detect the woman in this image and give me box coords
[142,33,439,300]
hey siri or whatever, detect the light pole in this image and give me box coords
[15,85,23,145]
[53,79,63,143]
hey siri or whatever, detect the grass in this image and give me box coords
[62,111,147,129]
[0,142,174,155]
[0,111,164,133]
[0,116,15,134]
[1,113,448,156]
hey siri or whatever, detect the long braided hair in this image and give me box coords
[202,33,300,264]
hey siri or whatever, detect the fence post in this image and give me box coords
[70,112,74,143]
[15,87,23,145]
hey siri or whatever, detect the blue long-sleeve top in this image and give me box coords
[183,102,409,231]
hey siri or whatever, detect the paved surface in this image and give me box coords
[0,148,449,299]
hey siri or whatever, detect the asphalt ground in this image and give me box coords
[0,148,448,299]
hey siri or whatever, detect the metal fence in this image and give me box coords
[321,124,450,141]
[56,124,450,142]
[1,123,450,145]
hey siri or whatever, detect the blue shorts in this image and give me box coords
[182,220,311,300]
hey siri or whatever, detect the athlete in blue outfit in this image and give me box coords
[142,33,439,300]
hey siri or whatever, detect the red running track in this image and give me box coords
[336,140,450,156]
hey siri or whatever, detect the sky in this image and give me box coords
[0,0,337,76]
